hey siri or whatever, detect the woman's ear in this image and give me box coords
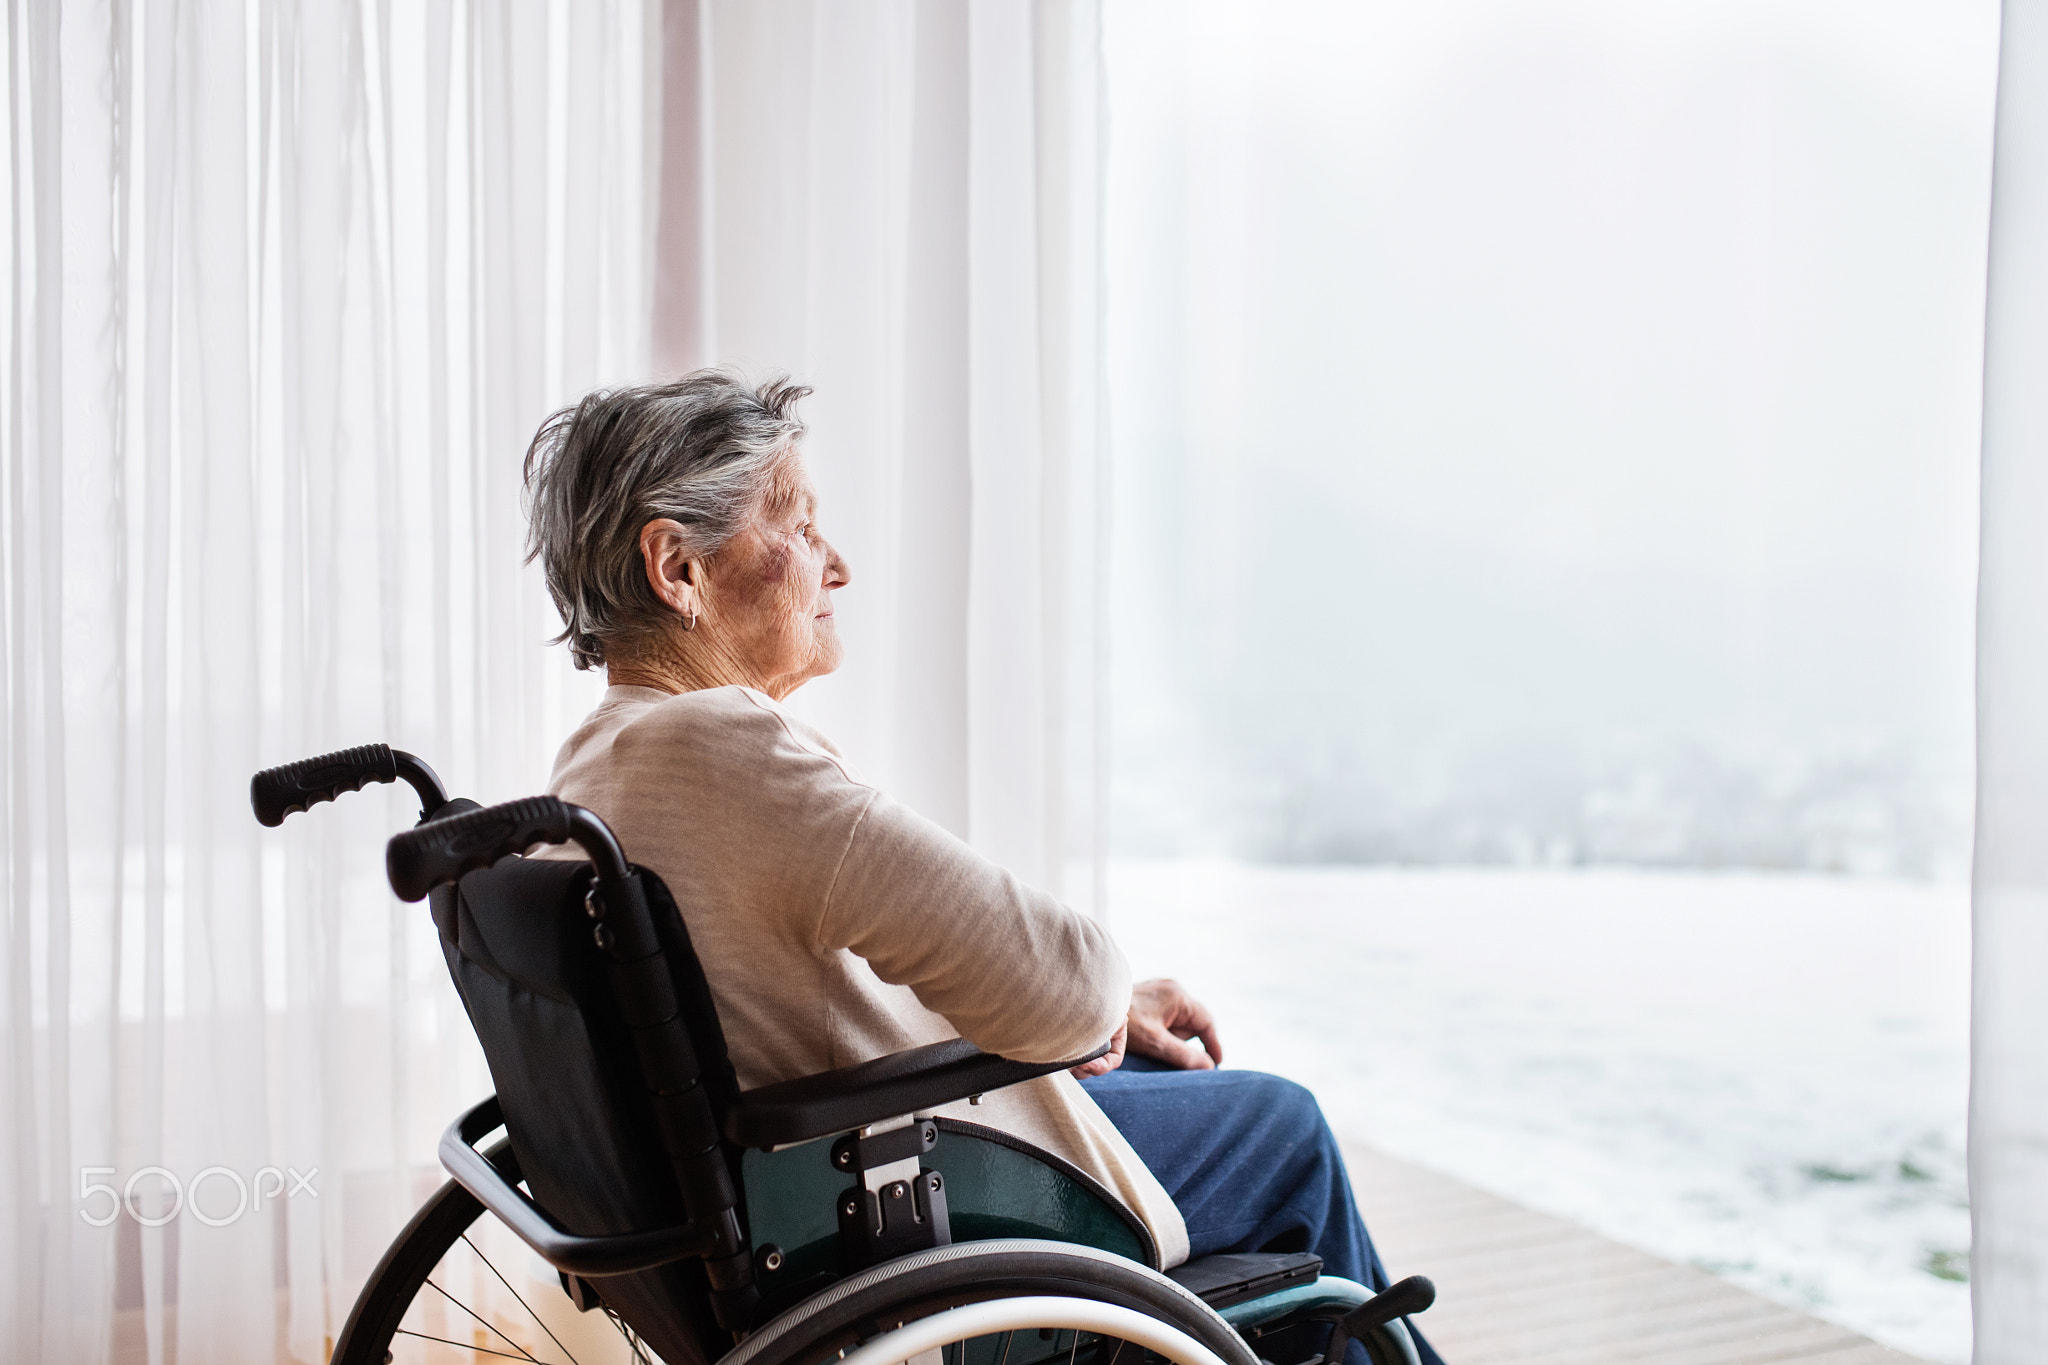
[639,519,702,621]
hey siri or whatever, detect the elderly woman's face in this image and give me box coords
[691,460,850,697]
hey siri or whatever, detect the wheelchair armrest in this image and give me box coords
[722,1037,1112,1150]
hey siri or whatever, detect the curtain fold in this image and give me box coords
[1972,3,2048,1359]
[1,2,650,1360]
[1,1,1110,1357]
[666,0,1111,909]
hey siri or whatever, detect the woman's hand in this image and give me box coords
[1070,1021,1127,1079]
[1070,979,1224,1079]
[1126,978,1223,1070]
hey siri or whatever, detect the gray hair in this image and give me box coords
[523,369,811,669]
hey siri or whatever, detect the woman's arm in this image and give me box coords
[817,793,1131,1065]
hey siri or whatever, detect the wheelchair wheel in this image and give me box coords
[333,1143,655,1365]
[726,1239,1260,1365]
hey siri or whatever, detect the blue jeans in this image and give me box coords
[1080,1057,1445,1365]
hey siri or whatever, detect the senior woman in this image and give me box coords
[524,370,1442,1365]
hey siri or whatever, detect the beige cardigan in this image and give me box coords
[545,684,1190,1267]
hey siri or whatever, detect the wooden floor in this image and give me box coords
[1343,1142,1932,1365]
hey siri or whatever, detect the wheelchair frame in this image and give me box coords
[251,745,1435,1365]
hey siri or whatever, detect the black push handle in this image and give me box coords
[1323,1274,1435,1365]
[251,744,449,826]
[385,795,629,902]
[1339,1275,1436,1335]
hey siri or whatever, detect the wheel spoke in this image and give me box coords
[392,1327,557,1362]
[602,1307,655,1365]
[460,1233,584,1365]
[420,1276,547,1363]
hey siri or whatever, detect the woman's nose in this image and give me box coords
[823,538,851,588]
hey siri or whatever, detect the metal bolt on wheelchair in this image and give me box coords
[253,746,1437,1365]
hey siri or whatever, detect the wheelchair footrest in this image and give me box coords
[1168,1251,1325,1309]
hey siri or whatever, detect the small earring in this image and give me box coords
[682,612,697,632]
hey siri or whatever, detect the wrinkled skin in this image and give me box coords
[1070,978,1224,1078]
[608,449,1224,1075]
[607,455,849,701]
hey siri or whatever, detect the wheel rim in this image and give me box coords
[723,1239,1258,1365]
[832,1296,1235,1365]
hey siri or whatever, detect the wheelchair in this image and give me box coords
[252,746,1437,1365]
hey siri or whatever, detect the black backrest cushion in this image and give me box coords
[439,856,723,1364]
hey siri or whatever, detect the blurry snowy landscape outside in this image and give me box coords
[1101,2,1993,1361]
[1109,864,1969,1363]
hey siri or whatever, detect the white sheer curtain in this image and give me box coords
[654,0,1112,909]
[1,2,648,1361]
[1973,3,2048,1359]
[3,1,1109,1359]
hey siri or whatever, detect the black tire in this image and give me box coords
[331,1141,649,1365]
[724,1240,1262,1365]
